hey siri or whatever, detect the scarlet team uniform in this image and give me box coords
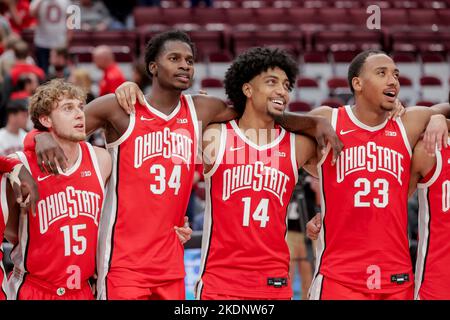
[0,174,9,299]
[415,140,450,300]
[7,142,105,300]
[96,95,198,300]
[196,120,298,299]
[310,105,414,300]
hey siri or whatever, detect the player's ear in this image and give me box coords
[242,83,252,98]
[352,76,362,93]
[149,62,157,77]
[38,115,52,129]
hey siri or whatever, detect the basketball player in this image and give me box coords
[6,79,112,300]
[194,47,323,300]
[0,156,39,299]
[304,50,449,300]
[26,31,342,300]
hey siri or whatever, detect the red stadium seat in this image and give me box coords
[392,0,420,8]
[398,75,412,86]
[415,100,436,107]
[321,97,345,108]
[327,77,349,90]
[255,7,288,25]
[192,7,228,25]
[408,9,439,29]
[380,9,409,28]
[288,8,322,27]
[208,51,232,62]
[189,30,225,61]
[133,7,164,26]
[420,76,442,86]
[201,77,224,88]
[288,100,312,112]
[226,8,256,26]
[163,8,194,25]
[296,77,319,88]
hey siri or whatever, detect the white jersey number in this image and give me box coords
[150,164,181,195]
[60,224,87,256]
[354,178,389,208]
[442,180,450,213]
[242,197,270,228]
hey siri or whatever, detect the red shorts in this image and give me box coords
[200,292,291,300]
[310,274,413,300]
[106,277,185,300]
[11,275,94,300]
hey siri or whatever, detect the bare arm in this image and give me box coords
[408,139,437,197]
[4,181,20,245]
[93,146,112,186]
[193,95,238,131]
[29,0,43,17]
[295,134,320,178]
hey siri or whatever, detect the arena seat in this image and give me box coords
[420,75,447,102]
[133,7,165,26]
[408,9,439,29]
[301,51,333,81]
[397,75,418,106]
[288,100,312,113]
[201,77,227,100]
[295,77,322,106]
[321,97,345,108]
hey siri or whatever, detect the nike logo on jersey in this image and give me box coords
[37,175,52,182]
[177,118,188,124]
[230,146,245,152]
[276,151,286,157]
[140,116,156,121]
[340,129,357,135]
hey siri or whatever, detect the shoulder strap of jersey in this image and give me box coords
[84,142,106,195]
[204,123,227,179]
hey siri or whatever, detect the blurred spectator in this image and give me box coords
[10,40,45,86]
[47,47,71,80]
[68,68,94,103]
[132,61,151,93]
[30,0,71,74]
[190,0,213,7]
[0,99,28,156]
[93,45,126,96]
[12,73,39,99]
[0,33,34,82]
[0,0,36,35]
[137,0,160,6]
[73,0,111,31]
[102,0,136,30]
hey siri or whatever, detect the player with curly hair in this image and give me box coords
[194,47,321,300]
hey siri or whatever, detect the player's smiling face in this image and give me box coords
[41,97,86,142]
[247,67,291,116]
[150,40,194,91]
[356,54,400,112]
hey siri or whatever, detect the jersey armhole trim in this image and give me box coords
[105,112,135,149]
[290,133,298,184]
[396,117,413,157]
[185,94,201,162]
[418,146,442,189]
[15,152,30,172]
[204,123,226,179]
[1,175,8,226]
[85,143,106,197]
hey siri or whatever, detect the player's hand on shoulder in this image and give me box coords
[114,81,145,115]
[174,216,193,245]
[35,132,68,175]
[388,99,406,120]
[306,213,321,241]
[7,162,40,217]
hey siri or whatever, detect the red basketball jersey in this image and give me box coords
[310,105,413,297]
[196,120,298,299]
[415,140,450,299]
[96,95,198,298]
[0,174,8,299]
[8,142,104,298]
